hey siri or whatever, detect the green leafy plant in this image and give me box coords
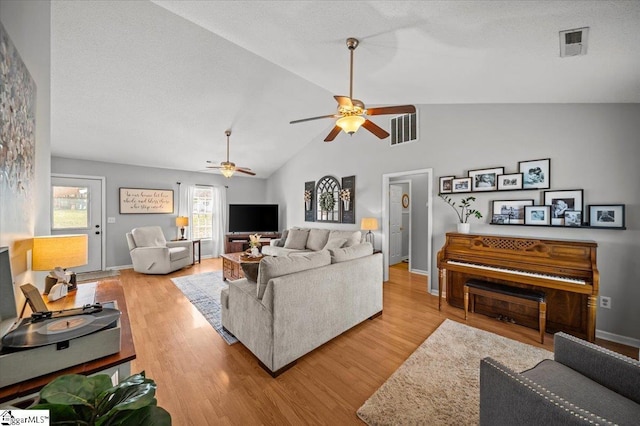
[439,194,483,223]
[319,191,336,212]
[30,371,171,425]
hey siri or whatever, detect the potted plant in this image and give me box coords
[318,192,336,219]
[29,371,171,425]
[438,194,483,233]
[339,189,351,211]
[303,190,312,211]
[249,233,262,257]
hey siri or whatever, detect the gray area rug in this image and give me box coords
[357,319,553,425]
[170,271,238,345]
[76,269,120,283]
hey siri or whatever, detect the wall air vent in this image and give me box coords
[560,27,589,57]
[390,111,418,146]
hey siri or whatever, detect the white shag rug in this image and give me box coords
[357,319,553,425]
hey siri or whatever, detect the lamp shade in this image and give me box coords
[32,234,88,271]
[221,165,235,178]
[336,115,365,134]
[360,217,378,231]
[176,216,189,227]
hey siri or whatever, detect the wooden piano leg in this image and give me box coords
[464,285,470,320]
[539,300,547,344]
[587,295,597,342]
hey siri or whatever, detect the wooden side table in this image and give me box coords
[192,239,201,264]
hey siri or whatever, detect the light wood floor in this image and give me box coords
[117,259,637,425]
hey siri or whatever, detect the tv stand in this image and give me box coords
[224,232,280,254]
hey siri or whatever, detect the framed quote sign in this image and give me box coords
[119,188,174,214]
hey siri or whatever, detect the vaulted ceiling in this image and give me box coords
[50,1,640,178]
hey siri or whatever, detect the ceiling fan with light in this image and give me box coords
[206,130,255,178]
[290,37,416,142]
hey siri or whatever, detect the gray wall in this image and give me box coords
[266,104,640,344]
[52,157,267,267]
[0,0,50,289]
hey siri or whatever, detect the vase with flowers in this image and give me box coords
[339,189,351,211]
[304,189,312,211]
[249,233,262,257]
[319,192,336,220]
[438,194,483,233]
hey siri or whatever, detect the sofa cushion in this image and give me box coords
[328,242,373,263]
[131,226,167,247]
[256,250,331,299]
[323,238,347,250]
[241,262,260,283]
[274,229,289,247]
[328,230,361,247]
[284,228,310,250]
[306,229,331,251]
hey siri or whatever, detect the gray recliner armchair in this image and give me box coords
[126,226,192,274]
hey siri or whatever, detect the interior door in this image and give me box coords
[389,184,403,266]
[51,175,104,272]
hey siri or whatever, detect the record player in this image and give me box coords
[0,270,122,388]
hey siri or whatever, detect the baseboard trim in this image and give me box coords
[596,329,640,349]
[409,268,428,276]
[110,264,133,271]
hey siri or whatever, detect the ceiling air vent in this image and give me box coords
[560,27,589,57]
[390,111,418,146]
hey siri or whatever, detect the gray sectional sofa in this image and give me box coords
[480,332,640,425]
[261,227,362,257]
[221,243,383,376]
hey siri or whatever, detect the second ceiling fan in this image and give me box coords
[290,37,415,142]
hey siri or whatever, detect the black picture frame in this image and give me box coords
[588,204,625,228]
[543,189,583,226]
[492,199,535,224]
[452,177,471,193]
[439,176,455,194]
[519,158,551,189]
[564,210,582,227]
[497,173,523,190]
[524,205,551,225]
[468,167,504,192]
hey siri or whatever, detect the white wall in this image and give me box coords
[266,104,640,344]
[52,157,268,267]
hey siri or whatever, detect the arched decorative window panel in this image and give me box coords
[316,176,341,222]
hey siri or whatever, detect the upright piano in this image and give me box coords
[438,232,599,342]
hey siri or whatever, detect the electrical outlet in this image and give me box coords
[600,296,611,309]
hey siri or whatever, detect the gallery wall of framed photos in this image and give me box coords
[439,158,626,230]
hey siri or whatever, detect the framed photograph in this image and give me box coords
[519,158,550,189]
[491,214,510,224]
[525,205,551,225]
[492,199,535,224]
[588,204,625,228]
[439,176,455,194]
[564,210,583,227]
[452,177,471,193]
[119,187,174,214]
[497,173,523,190]
[468,167,504,192]
[544,189,583,225]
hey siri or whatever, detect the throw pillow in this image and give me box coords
[241,262,259,283]
[329,242,373,263]
[284,228,310,250]
[323,238,347,250]
[256,250,331,299]
[306,229,330,251]
[328,230,362,247]
[275,229,289,247]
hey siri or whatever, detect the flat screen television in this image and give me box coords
[228,204,279,233]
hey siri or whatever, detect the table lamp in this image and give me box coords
[32,234,88,299]
[176,216,189,240]
[360,217,378,249]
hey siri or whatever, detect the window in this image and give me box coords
[52,185,88,229]
[191,186,214,239]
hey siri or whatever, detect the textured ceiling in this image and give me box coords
[50,1,640,178]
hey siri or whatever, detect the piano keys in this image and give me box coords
[438,232,599,341]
